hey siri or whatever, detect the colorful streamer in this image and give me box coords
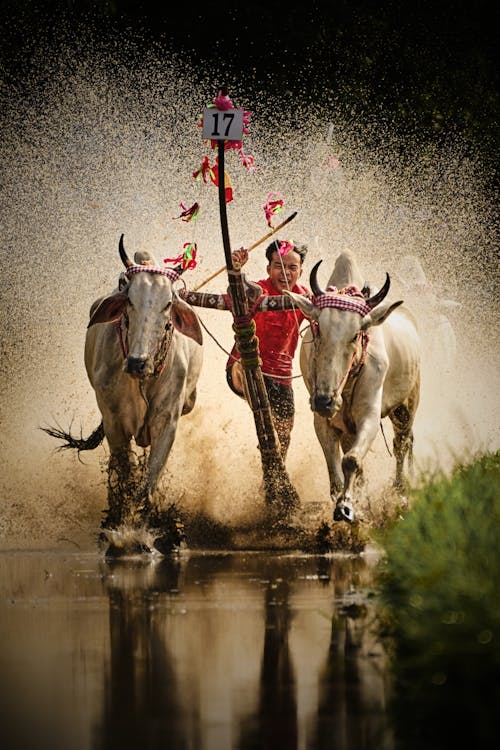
[163,243,198,271]
[173,202,200,223]
[193,156,215,184]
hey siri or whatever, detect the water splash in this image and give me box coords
[1,23,498,548]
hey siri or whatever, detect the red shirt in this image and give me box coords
[226,277,309,387]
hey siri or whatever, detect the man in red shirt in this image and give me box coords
[226,239,309,458]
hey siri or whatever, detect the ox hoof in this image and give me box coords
[153,534,186,556]
[333,502,356,524]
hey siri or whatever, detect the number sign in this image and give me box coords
[202,108,244,141]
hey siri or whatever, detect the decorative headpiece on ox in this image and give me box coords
[88,235,202,378]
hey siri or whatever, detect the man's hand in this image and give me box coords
[232,247,249,268]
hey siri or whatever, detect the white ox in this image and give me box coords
[83,235,203,550]
[285,251,420,523]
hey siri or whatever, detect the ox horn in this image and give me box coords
[119,234,134,268]
[365,272,390,309]
[310,260,326,297]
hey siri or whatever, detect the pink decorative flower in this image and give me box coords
[323,155,341,169]
[239,150,256,172]
[278,240,294,257]
[242,109,252,134]
[263,191,284,227]
[212,91,234,110]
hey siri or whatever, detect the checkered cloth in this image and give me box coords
[125,265,181,282]
[312,285,371,316]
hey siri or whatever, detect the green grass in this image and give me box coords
[376,450,500,749]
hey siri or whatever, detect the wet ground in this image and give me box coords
[0,547,393,750]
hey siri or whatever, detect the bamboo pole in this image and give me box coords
[215,129,300,522]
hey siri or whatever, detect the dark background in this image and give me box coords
[1,0,498,176]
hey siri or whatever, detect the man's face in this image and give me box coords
[267,250,303,293]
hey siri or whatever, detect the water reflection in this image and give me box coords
[96,557,186,749]
[0,550,393,750]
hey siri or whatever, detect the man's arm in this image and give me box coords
[178,288,304,313]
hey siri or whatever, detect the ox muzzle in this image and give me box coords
[125,356,154,378]
[311,392,343,417]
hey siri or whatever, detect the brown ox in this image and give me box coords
[284,250,420,523]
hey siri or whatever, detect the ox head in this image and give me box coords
[88,235,203,378]
[284,260,403,417]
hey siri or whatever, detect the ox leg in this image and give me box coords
[333,454,361,523]
[143,407,188,552]
[340,433,365,490]
[105,445,149,528]
[390,406,415,490]
[146,412,182,494]
[390,381,419,490]
[96,388,150,529]
[313,414,344,499]
[335,409,381,523]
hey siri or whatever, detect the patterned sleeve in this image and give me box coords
[178,288,231,310]
[256,295,308,312]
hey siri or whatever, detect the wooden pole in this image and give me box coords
[216,130,300,523]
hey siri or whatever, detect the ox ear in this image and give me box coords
[88,292,128,327]
[361,300,403,330]
[172,297,203,345]
[283,290,317,319]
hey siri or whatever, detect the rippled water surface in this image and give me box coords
[0,548,392,750]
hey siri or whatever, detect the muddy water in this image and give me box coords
[0,548,392,750]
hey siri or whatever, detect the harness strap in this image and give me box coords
[311,326,370,396]
[115,317,128,358]
[153,324,174,375]
[351,330,370,377]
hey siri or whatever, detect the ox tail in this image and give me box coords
[41,421,105,453]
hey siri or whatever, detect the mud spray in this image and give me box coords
[1,25,498,549]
